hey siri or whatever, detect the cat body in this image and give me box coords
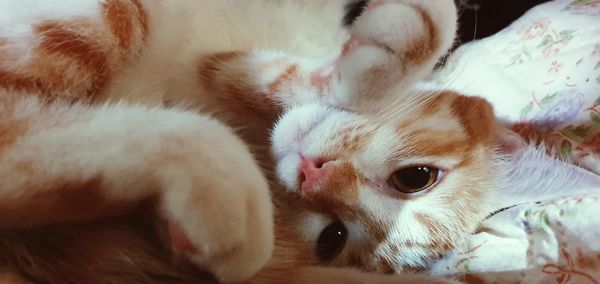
[0,0,462,283]
[5,0,593,283]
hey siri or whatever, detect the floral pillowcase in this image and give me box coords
[423,3,600,283]
[429,0,600,174]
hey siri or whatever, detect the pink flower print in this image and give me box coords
[544,41,568,57]
[565,0,600,14]
[519,18,551,40]
[548,61,564,75]
[583,133,600,155]
[593,44,600,57]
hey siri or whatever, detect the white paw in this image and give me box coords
[330,0,457,111]
[352,1,428,54]
[156,118,274,283]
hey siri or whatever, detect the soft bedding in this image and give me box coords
[425,1,600,282]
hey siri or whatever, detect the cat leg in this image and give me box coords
[329,0,457,111]
[0,0,148,102]
[198,50,343,113]
[198,0,458,112]
[0,95,273,283]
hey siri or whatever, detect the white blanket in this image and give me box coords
[425,1,600,283]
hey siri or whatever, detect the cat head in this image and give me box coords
[270,91,507,272]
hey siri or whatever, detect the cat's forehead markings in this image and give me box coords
[337,123,374,153]
[408,135,471,158]
[420,91,456,116]
[449,95,496,142]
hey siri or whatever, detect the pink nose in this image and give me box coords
[299,157,332,192]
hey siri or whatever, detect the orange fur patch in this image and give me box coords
[450,95,495,143]
[421,91,453,116]
[0,97,27,152]
[410,136,470,158]
[308,162,359,207]
[102,0,134,50]
[0,221,213,283]
[35,21,110,97]
[0,70,57,97]
[199,52,283,114]
[338,124,373,153]
[403,6,439,65]
[130,0,149,43]
[268,64,299,93]
[0,121,26,153]
[0,176,134,229]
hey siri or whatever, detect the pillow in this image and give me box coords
[427,0,600,174]
[424,1,600,283]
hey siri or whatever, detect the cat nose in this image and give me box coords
[299,157,333,192]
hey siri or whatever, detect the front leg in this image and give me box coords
[198,51,338,112]
[0,95,273,283]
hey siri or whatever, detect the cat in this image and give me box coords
[4,0,594,283]
[0,0,462,283]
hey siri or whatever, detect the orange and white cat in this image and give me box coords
[2,0,597,283]
[0,0,462,282]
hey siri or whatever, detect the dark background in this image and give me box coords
[455,0,550,43]
[345,0,551,44]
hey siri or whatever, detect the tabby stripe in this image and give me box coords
[403,6,439,65]
[267,64,299,93]
[102,0,135,50]
[130,0,149,43]
[34,21,110,98]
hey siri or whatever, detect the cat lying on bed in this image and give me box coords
[0,0,458,282]
[2,0,598,283]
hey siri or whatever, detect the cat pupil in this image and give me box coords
[403,167,432,188]
[389,166,439,193]
[316,221,347,262]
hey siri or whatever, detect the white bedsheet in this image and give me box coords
[425,1,600,283]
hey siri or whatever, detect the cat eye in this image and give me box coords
[388,166,440,194]
[316,221,347,262]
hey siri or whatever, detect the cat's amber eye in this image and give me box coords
[316,221,347,262]
[388,166,440,194]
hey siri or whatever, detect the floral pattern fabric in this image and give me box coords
[425,0,600,283]
[431,195,600,284]
[429,0,600,174]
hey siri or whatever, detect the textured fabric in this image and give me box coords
[426,1,600,283]
[429,0,600,174]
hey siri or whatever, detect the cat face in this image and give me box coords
[271,91,504,272]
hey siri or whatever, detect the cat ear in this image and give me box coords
[492,125,528,156]
[487,126,600,210]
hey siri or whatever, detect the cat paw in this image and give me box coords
[156,120,274,283]
[330,0,456,111]
[348,0,456,55]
